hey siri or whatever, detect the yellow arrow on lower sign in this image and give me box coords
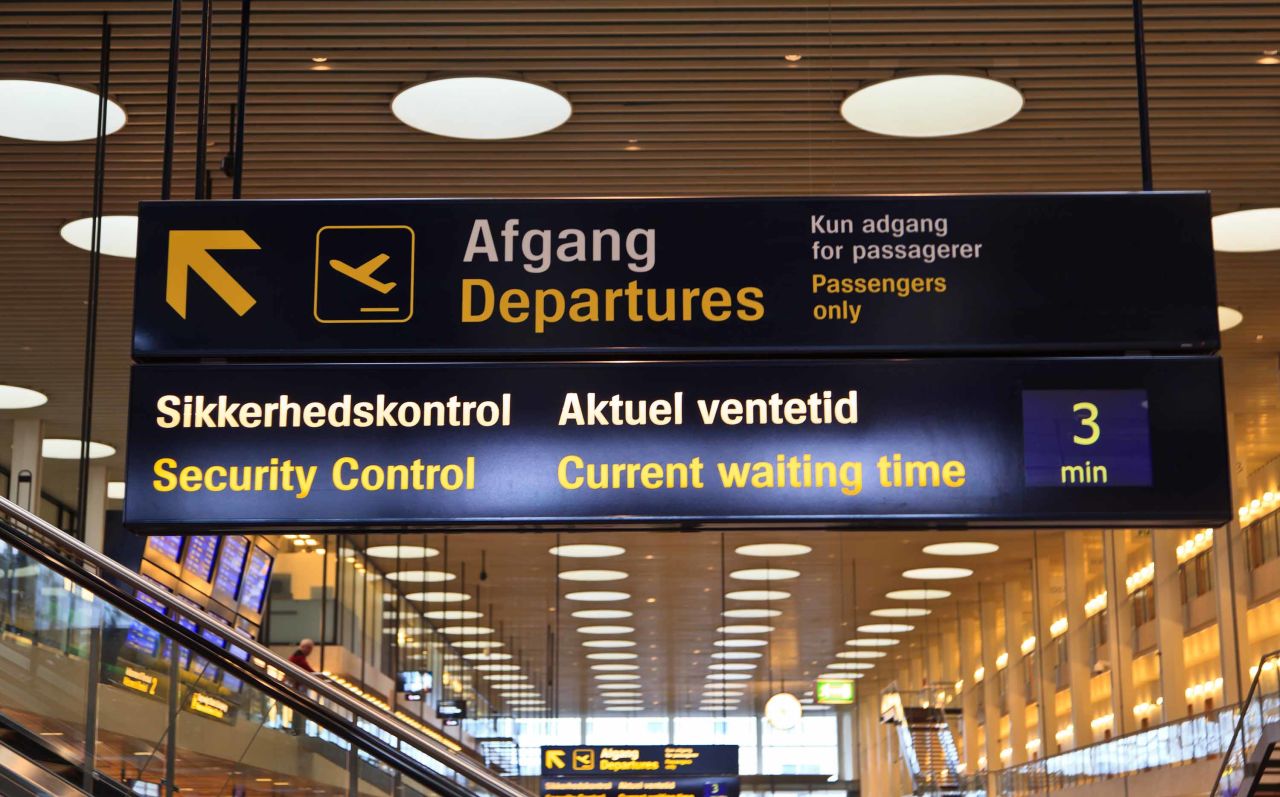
[545,749,566,770]
[166,229,260,319]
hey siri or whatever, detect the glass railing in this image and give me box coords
[0,494,533,797]
[1211,650,1280,797]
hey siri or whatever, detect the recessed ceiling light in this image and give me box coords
[42,438,115,460]
[591,664,640,671]
[60,215,138,258]
[572,609,633,620]
[388,570,455,583]
[462,652,512,661]
[559,569,628,582]
[0,385,47,409]
[566,591,630,602]
[846,638,901,647]
[734,543,812,558]
[441,626,493,635]
[885,589,950,601]
[858,623,914,634]
[586,652,638,661]
[712,651,763,660]
[0,79,127,141]
[922,541,999,557]
[1212,208,1280,252]
[902,567,973,580]
[783,54,803,63]
[595,673,641,681]
[107,481,126,500]
[841,74,1022,137]
[365,545,439,559]
[726,590,791,601]
[722,608,782,619]
[311,56,328,63]
[391,76,571,140]
[425,610,483,621]
[836,650,887,659]
[730,568,800,582]
[550,544,626,558]
[1219,307,1244,332]
[451,640,505,649]
[582,640,636,648]
[709,663,757,671]
[405,591,469,603]
[826,662,875,671]
[716,624,774,634]
[870,607,931,619]
[714,639,768,648]
[577,625,635,635]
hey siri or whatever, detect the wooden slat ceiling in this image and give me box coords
[1,0,1278,716]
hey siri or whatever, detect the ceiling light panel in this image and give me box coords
[392,76,571,140]
[841,74,1023,137]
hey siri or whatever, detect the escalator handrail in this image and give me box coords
[1209,648,1280,797]
[0,495,533,797]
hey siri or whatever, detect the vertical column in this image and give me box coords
[1152,529,1188,722]
[1062,533,1094,748]
[1217,413,1252,703]
[835,704,858,782]
[958,610,981,771]
[8,418,43,511]
[1003,580,1028,765]
[857,697,880,794]
[1033,545,1060,758]
[978,590,1002,767]
[83,464,108,551]
[1102,530,1136,736]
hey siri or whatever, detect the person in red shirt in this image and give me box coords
[289,638,315,673]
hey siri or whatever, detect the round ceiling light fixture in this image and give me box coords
[365,544,439,559]
[462,652,511,661]
[559,569,628,582]
[60,215,138,259]
[592,664,640,671]
[566,591,630,602]
[388,570,455,583]
[716,624,774,634]
[846,637,901,647]
[1219,306,1244,332]
[597,683,642,691]
[922,541,999,557]
[714,638,768,648]
[405,591,470,603]
[441,625,494,635]
[726,590,791,602]
[836,650,888,659]
[549,544,626,558]
[425,610,483,621]
[595,673,641,681]
[42,438,115,460]
[391,76,571,140]
[765,692,803,730]
[474,664,520,672]
[826,662,875,671]
[722,608,782,619]
[902,567,973,580]
[586,651,638,661]
[709,663,757,671]
[885,588,951,601]
[870,607,931,618]
[840,73,1023,138]
[730,568,800,582]
[0,385,48,410]
[483,674,528,682]
[451,640,504,649]
[0,79,127,141]
[573,609,634,620]
[1212,207,1280,252]
[582,639,636,649]
[706,673,752,681]
[734,543,812,557]
[712,651,763,660]
[577,625,635,635]
[857,623,914,634]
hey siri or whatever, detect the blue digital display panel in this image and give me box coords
[1023,390,1153,487]
[125,589,169,656]
[181,536,219,583]
[211,536,249,606]
[145,535,182,564]
[240,549,272,613]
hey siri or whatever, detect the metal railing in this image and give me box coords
[0,493,534,797]
[1210,649,1280,796]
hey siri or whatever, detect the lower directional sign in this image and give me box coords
[122,356,1230,530]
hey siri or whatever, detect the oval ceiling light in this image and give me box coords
[1212,207,1280,252]
[490,683,536,691]
[730,568,800,582]
[559,569,628,582]
[405,591,469,603]
[391,76,571,140]
[0,79,126,141]
[722,608,782,619]
[573,609,634,620]
[483,674,529,682]
[441,625,494,635]
[714,638,768,648]
[846,637,901,647]
[886,588,951,601]
[451,640,504,649]
[42,438,115,459]
[709,663,757,671]
[577,625,635,635]
[462,652,511,661]
[836,650,888,659]
[591,664,640,671]
[565,591,630,602]
[717,624,774,634]
[388,570,455,583]
[765,692,803,730]
[550,544,625,558]
[366,544,439,559]
[606,706,643,712]
[425,609,483,621]
[0,385,48,410]
[712,651,763,660]
[706,673,752,681]
[726,590,791,602]
[586,651,638,661]
[582,639,636,649]
[826,662,875,671]
[1219,306,1244,332]
[734,543,812,558]
[595,673,641,681]
[475,664,521,672]
[902,567,973,580]
[107,481,126,500]
[858,623,914,634]
[922,541,999,557]
[597,683,642,691]
[871,607,931,618]
[60,215,138,259]
[841,73,1023,138]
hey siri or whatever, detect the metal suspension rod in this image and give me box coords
[1131,0,1154,190]
[194,0,213,199]
[75,14,110,541]
[161,0,181,199]
[232,0,252,198]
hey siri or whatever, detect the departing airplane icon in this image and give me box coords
[329,253,396,294]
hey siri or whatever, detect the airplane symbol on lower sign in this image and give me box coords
[329,253,396,294]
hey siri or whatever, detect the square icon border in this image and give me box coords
[313,224,415,324]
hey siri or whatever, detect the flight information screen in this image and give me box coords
[181,536,219,583]
[240,548,273,613]
[212,536,249,606]
[145,535,183,564]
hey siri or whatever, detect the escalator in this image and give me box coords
[0,494,535,797]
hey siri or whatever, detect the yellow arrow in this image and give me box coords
[166,229,260,319]
[545,749,566,770]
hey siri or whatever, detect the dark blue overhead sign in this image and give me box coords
[541,746,738,777]
[122,356,1230,530]
[131,192,1217,358]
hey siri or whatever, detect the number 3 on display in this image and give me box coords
[1072,401,1100,445]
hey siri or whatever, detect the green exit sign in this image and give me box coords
[815,679,856,705]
